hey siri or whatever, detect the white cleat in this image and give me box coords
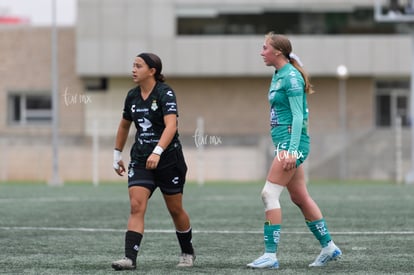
[309,241,342,267]
[177,253,196,267]
[247,253,279,269]
[111,257,136,270]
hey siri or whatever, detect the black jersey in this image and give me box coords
[122,81,181,166]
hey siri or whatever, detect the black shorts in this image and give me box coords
[127,148,188,196]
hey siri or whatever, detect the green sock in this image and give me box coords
[264,221,281,253]
[306,218,332,247]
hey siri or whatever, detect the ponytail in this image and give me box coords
[290,58,315,94]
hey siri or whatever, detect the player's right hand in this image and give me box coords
[114,160,126,176]
[113,149,125,176]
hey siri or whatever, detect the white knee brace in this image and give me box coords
[261,180,284,211]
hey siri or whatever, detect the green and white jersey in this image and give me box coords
[268,63,309,152]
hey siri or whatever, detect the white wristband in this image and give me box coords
[113,149,122,169]
[152,145,164,156]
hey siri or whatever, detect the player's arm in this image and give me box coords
[146,114,177,170]
[282,94,303,171]
[158,114,177,149]
[113,118,132,176]
[288,95,303,154]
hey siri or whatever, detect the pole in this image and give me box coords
[396,116,402,183]
[339,78,347,180]
[405,32,414,184]
[196,117,205,186]
[49,0,62,186]
[0,138,8,181]
[92,120,99,186]
[337,65,348,181]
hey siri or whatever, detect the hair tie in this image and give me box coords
[289,52,304,67]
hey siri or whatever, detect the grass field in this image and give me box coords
[0,180,414,274]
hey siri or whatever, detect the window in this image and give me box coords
[83,77,108,91]
[8,93,52,125]
[176,7,402,35]
[375,81,410,127]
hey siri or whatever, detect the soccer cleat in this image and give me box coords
[177,253,196,267]
[309,241,342,267]
[247,253,279,269]
[111,257,136,270]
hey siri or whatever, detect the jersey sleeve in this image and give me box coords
[288,95,303,152]
[286,75,305,153]
[122,92,133,121]
[159,87,178,116]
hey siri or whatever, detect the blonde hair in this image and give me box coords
[265,32,315,94]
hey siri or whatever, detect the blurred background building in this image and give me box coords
[0,0,412,182]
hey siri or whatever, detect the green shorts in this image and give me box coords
[270,125,310,167]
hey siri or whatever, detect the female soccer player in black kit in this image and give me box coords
[111,53,195,270]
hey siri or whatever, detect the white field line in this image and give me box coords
[1,226,414,235]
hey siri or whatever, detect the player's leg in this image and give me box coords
[264,152,297,223]
[112,167,154,271]
[286,165,322,220]
[163,192,195,267]
[112,186,151,270]
[247,152,295,269]
[158,149,195,267]
[286,166,342,267]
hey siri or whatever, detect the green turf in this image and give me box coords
[0,181,414,274]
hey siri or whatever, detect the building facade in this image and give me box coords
[0,0,412,182]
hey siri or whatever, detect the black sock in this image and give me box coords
[176,228,194,255]
[124,231,143,264]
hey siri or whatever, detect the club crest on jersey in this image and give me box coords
[270,79,281,91]
[276,80,281,89]
[151,100,158,111]
[269,90,276,100]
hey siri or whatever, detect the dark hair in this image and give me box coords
[137,53,166,82]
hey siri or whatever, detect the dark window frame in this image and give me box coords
[7,92,52,125]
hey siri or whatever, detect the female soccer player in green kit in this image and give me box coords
[247,32,342,269]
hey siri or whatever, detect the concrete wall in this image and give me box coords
[76,0,410,78]
[0,0,410,182]
[0,27,84,137]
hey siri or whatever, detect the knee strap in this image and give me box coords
[261,180,284,211]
